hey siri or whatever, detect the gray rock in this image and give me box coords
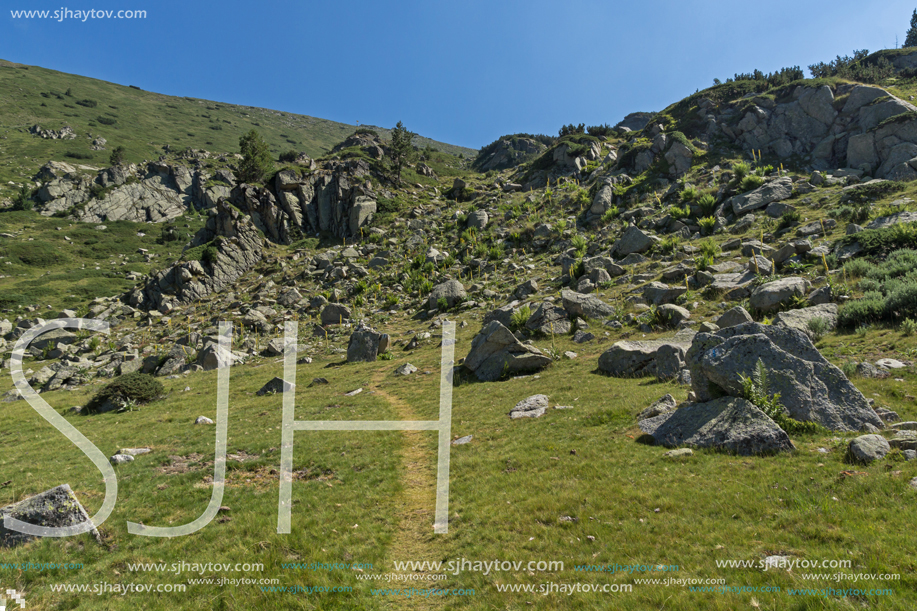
[655,344,687,380]
[347,322,385,363]
[256,377,295,396]
[526,302,572,335]
[685,322,884,432]
[639,397,793,455]
[716,306,753,328]
[772,303,838,337]
[876,358,906,369]
[749,277,809,313]
[637,394,678,420]
[197,342,238,371]
[731,177,794,216]
[598,334,694,377]
[0,484,101,547]
[644,282,686,306]
[321,303,352,326]
[612,225,658,256]
[464,321,552,382]
[428,279,467,309]
[395,363,417,375]
[110,454,135,465]
[561,289,615,320]
[514,279,538,299]
[846,435,890,464]
[663,448,694,458]
[509,394,549,419]
[119,448,151,456]
[156,344,191,377]
[658,304,691,327]
[452,435,473,445]
[466,210,489,230]
[572,330,595,343]
[195,416,214,425]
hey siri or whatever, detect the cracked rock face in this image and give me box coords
[685,322,883,432]
[131,201,263,310]
[1,485,101,548]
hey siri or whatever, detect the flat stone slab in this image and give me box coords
[510,394,549,419]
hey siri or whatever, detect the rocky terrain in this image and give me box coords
[3,48,917,610]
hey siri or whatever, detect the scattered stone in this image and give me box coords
[749,277,809,313]
[256,377,294,396]
[876,358,906,369]
[308,377,329,387]
[110,454,134,465]
[573,330,595,343]
[846,435,890,464]
[344,388,363,397]
[428,279,467,310]
[395,363,417,375]
[772,303,838,338]
[452,435,473,445]
[195,416,214,425]
[347,322,386,363]
[561,290,615,320]
[663,448,694,458]
[510,394,549,419]
[716,306,753,328]
[119,448,151,456]
[637,393,678,421]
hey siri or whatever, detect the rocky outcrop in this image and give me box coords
[474,137,547,172]
[464,321,552,382]
[639,397,794,455]
[129,201,263,310]
[685,322,883,432]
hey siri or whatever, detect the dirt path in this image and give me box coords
[371,370,446,611]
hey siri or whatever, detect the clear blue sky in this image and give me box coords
[3,0,915,149]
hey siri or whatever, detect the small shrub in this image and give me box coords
[201,243,219,264]
[510,305,531,330]
[698,238,720,258]
[669,205,691,220]
[697,193,716,217]
[901,317,917,336]
[75,98,98,107]
[740,175,765,192]
[97,116,117,126]
[696,252,714,271]
[437,297,449,311]
[86,372,163,413]
[732,161,751,180]
[601,206,619,223]
[659,235,680,254]
[570,234,588,253]
[698,216,717,235]
[681,186,699,202]
[807,317,830,341]
[777,209,801,231]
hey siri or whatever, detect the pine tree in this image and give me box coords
[237,129,274,185]
[906,9,917,48]
[387,121,415,185]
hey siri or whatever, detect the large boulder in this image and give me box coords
[730,177,794,216]
[716,305,753,328]
[749,277,809,313]
[561,290,615,320]
[644,282,686,306]
[321,303,352,326]
[598,332,694,377]
[347,322,385,363]
[464,321,551,382]
[847,435,890,464]
[612,225,657,256]
[428,280,467,310]
[1,485,101,547]
[638,397,794,455]
[525,302,572,335]
[772,303,838,337]
[685,322,883,432]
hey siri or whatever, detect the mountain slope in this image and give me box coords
[0,59,476,199]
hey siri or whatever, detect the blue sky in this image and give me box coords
[3,0,915,149]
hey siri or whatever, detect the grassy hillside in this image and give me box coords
[0,59,476,201]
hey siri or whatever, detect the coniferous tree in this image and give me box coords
[387,121,415,185]
[237,129,274,185]
[906,9,917,47]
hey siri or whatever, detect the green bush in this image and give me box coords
[510,305,532,331]
[75,98,98,107]
[97,116,117,126]
[570,234,588,253]
[681,186,699,202]
[740,175,764,192]
[86,372,164,413]
[732,161,751,180]
[698,216,717,235]
[901,317,917,336]
[777,210,801,231]
[697,193,716,217]
[669,205,691,220]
